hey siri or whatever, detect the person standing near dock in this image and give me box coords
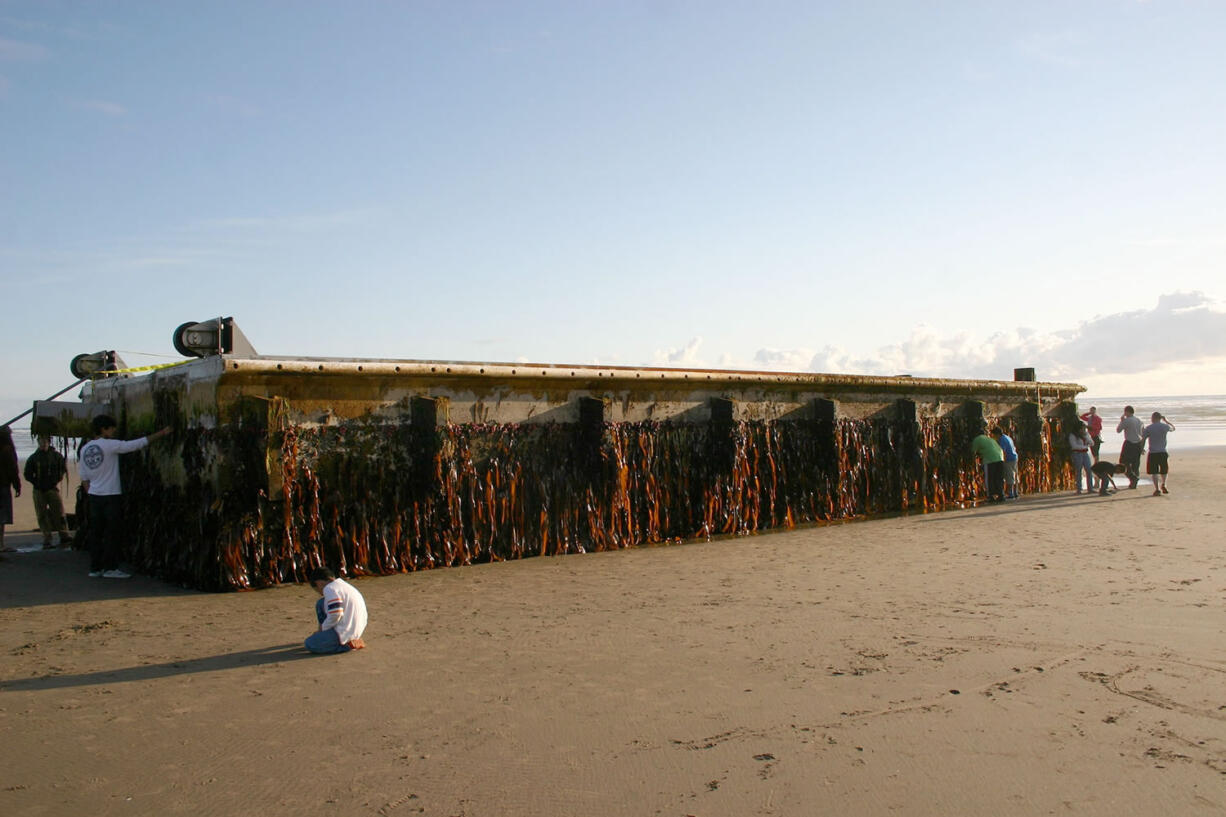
[23,434,72,549]
[77,415,171,578]
[970,427,1005,502]
[992,426,1019,499]
[0,426,20,552]
[1067,419,1095,494]
[1079,407,1104,462]
[1116,406,1144,489]
[1142,412,1175,496]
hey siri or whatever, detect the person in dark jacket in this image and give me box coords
[0,426,20,552]
[24,435,72,549]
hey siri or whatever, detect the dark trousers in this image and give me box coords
[1120,441,1143,485]
[304,598,351,654]
[86,494,124,572]
[985,461,1005,500]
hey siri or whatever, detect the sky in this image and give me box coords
[2,0,1225,423]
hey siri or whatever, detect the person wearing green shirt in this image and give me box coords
[970,429,1005,502]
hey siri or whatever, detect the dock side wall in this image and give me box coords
[80,357,1083,590]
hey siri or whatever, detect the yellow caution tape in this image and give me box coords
[102,359,195,375]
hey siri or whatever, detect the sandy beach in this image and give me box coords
[2,448,1225,816]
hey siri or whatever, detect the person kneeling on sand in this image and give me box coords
[305,566,368,654]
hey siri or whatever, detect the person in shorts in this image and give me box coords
[1142,412,1175,496]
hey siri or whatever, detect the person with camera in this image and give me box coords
[1142,412,1176,496]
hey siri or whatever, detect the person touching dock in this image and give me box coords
[77,416,172,578]
[970,426,1005,503]
[991,426,1019,499]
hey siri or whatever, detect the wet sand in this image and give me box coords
[2,449,1225,816]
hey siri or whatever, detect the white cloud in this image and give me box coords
[1154,291,1209,311]
[1081,357,1226,398]
[74,99,127,116]
[619,293,1226,397]
[747,347,813,372]
[653,336,705,367]
[726,292,1226,388]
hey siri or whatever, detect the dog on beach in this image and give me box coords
[1091,461,1126,496]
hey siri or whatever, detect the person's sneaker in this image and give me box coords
[1161,486,1169,494]
[1153,489,1161,496]
[102,569,132,579]
[88,570,104,577]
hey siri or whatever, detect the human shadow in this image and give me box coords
[917,486,1152,523]
[1,643,315,692]
[0,535,204,609]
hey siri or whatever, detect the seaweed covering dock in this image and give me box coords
[67,357,1082,590]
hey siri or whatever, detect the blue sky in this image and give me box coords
[2,0,1224,421]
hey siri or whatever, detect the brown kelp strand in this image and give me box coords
[115,409,1072,591]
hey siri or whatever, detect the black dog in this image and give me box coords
[1091,461,1126,496]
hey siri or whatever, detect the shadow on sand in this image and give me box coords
[0,531,214,609]
[915,484,1156,523]
[1,643,317,692]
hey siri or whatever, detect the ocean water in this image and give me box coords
[1077,395,1226,452]
[5,394,1224,462]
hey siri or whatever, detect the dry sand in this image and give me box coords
[2,449,1225,816]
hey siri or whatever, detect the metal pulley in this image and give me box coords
[172,317,257,358]
[69,350,126,379]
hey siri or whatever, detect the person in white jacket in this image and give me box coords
[77,415,171,578]
[304,566,368,654]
